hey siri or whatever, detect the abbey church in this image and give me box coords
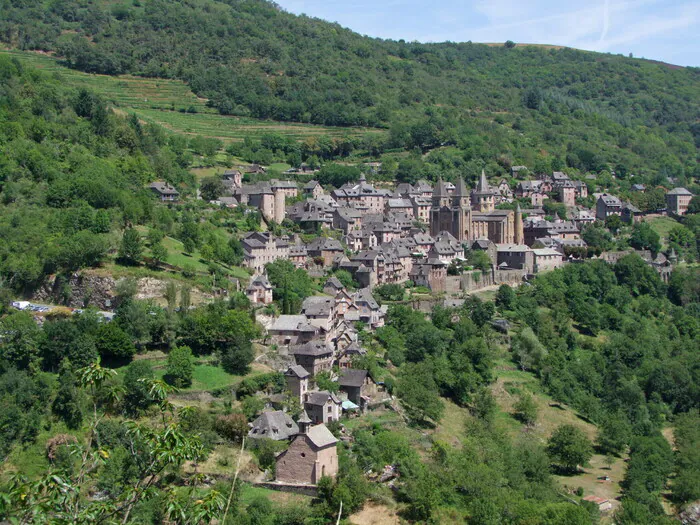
[430,171,523,245]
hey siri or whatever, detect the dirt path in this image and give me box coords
[349,503,400,525]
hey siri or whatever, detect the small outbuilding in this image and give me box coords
[275,414,338,485]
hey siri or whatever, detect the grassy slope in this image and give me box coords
[0,49,383,143]
[491,358,624,520]
[647,216,680,248]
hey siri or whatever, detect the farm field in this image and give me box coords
[0,49,385,143]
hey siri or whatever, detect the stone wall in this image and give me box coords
[460,269,526,292]
[254,482,318,497]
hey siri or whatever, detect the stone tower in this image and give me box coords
[471,170,496,212]
[430,179,453,237]
[514,203,524,245]
[273,188,286,224]
[452,178,471,242]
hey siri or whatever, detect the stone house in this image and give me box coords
[557,180,576,207]
[666,187,693,216]
[248,411,298,441]
[409,257,447,292]
[303,180,324,199]
[532,248,564,272]
[307,237,344,266]
[246,274,273,305]
[290,341,334,377]
[275,418,338,485]
[386,198,414,217]
[338,369,379,408]
[241,232,290,273]
[582,496,613,512]
[337,342,367,369]
[412,197,431,224]
[621,203,642,223]
[333,207,363,234]
[304,391,342,424]
[596,194,622,220]
[223,169,242,188]
[496,244,534,273]
[300,296,336,332]
[323,276,345,296]
[271,180,298,200]
[148,182,179,202]
[284,365,310,405]
[268,315,319,346]
[353,288,384,328]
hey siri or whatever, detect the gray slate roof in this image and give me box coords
[248,411,298,440]
[306,424,338,448]
[338,369,369,388]
[305,391,341,406]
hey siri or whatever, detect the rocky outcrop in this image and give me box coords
[33,273,117,310]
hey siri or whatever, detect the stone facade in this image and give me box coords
[276,424,338,485]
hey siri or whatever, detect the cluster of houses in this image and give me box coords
[245,275,388,486]
[144,166,696,490]
[234,168,694,294]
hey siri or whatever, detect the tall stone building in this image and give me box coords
[429,171,521,245]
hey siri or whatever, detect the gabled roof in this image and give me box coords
[324,276,344,290]
[285,365,310,379]
[290,341,332,356]
[339,369,370,388]
[354,288,379,309]
[269,315,309,332]
[248,411,298,440]
[301,296,334,317]
[306,424,338,448]
[667,187,692,196]
[305,391,341,406]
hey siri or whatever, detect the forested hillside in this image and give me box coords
[1,0,699,181]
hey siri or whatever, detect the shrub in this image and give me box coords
[164,346,194,388]
[214,413,248,443]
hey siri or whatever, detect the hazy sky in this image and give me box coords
[276,0,700,67]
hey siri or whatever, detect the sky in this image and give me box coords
[276,0,700,67]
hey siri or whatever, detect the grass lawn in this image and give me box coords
[647,216,680,247]
[159,236,211,273]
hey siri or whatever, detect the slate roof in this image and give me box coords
[338,369,369,388]
[248,411,298,440]
[290,341,332,356]
[285,365,310,379]
[667,187,692,196]
[269,315,310,332]
[305,391,341,406]
[149,182,179,196]
[324,276,344,290]
[247,274,272,291]
[353,288,379,309]
[599,194,622,206]
[301,296,334,317]
[306,424,338,448]
[308,237,344,252]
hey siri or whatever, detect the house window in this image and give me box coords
[327,406,332,413]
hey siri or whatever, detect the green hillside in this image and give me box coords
[0,49,381,143]
[1,0,698,182]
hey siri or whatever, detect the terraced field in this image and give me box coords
[1,49,385,142]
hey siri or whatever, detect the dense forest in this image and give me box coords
[1,0,699,183]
